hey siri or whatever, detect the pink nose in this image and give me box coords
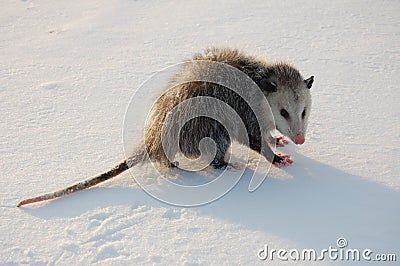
[293,134,305,145]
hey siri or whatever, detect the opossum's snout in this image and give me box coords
[293,133,305,145]
[274,106,307,145]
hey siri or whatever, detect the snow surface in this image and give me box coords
[1,0,399,265]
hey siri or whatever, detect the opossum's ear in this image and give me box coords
[305,76,314,89]
[259,79,277,92]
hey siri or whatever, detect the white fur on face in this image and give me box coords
[266,83,311,143]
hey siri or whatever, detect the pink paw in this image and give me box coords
[273,154,293,168]
[227,161,246,171]
[276,136,289,147]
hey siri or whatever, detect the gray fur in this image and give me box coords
[140,47,313,168]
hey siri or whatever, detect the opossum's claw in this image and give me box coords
[273,153,293,167]
[275,136,289,147]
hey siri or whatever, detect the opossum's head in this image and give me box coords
[259,64,314,145]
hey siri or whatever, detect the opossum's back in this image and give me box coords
[145,47,267,136]
[146,80,260,140]
[191,47,262,68]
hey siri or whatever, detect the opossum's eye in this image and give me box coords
[302,109,306,119]
[280,109,289,120]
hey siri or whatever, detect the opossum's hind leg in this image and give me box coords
[210,125,230,169]
[210,158,229,169]
[178,117,230,169]
[210,139,230,169]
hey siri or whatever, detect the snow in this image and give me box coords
[1,0,399,265]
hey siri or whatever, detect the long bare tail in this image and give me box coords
[17,150,147,207]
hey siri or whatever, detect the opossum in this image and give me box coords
[17,48,314,207]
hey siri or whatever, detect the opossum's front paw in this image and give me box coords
[227,162,246,171]
[273,153,293,167]
[275,136,289,147]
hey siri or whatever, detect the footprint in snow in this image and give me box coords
[38,81,62,91]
